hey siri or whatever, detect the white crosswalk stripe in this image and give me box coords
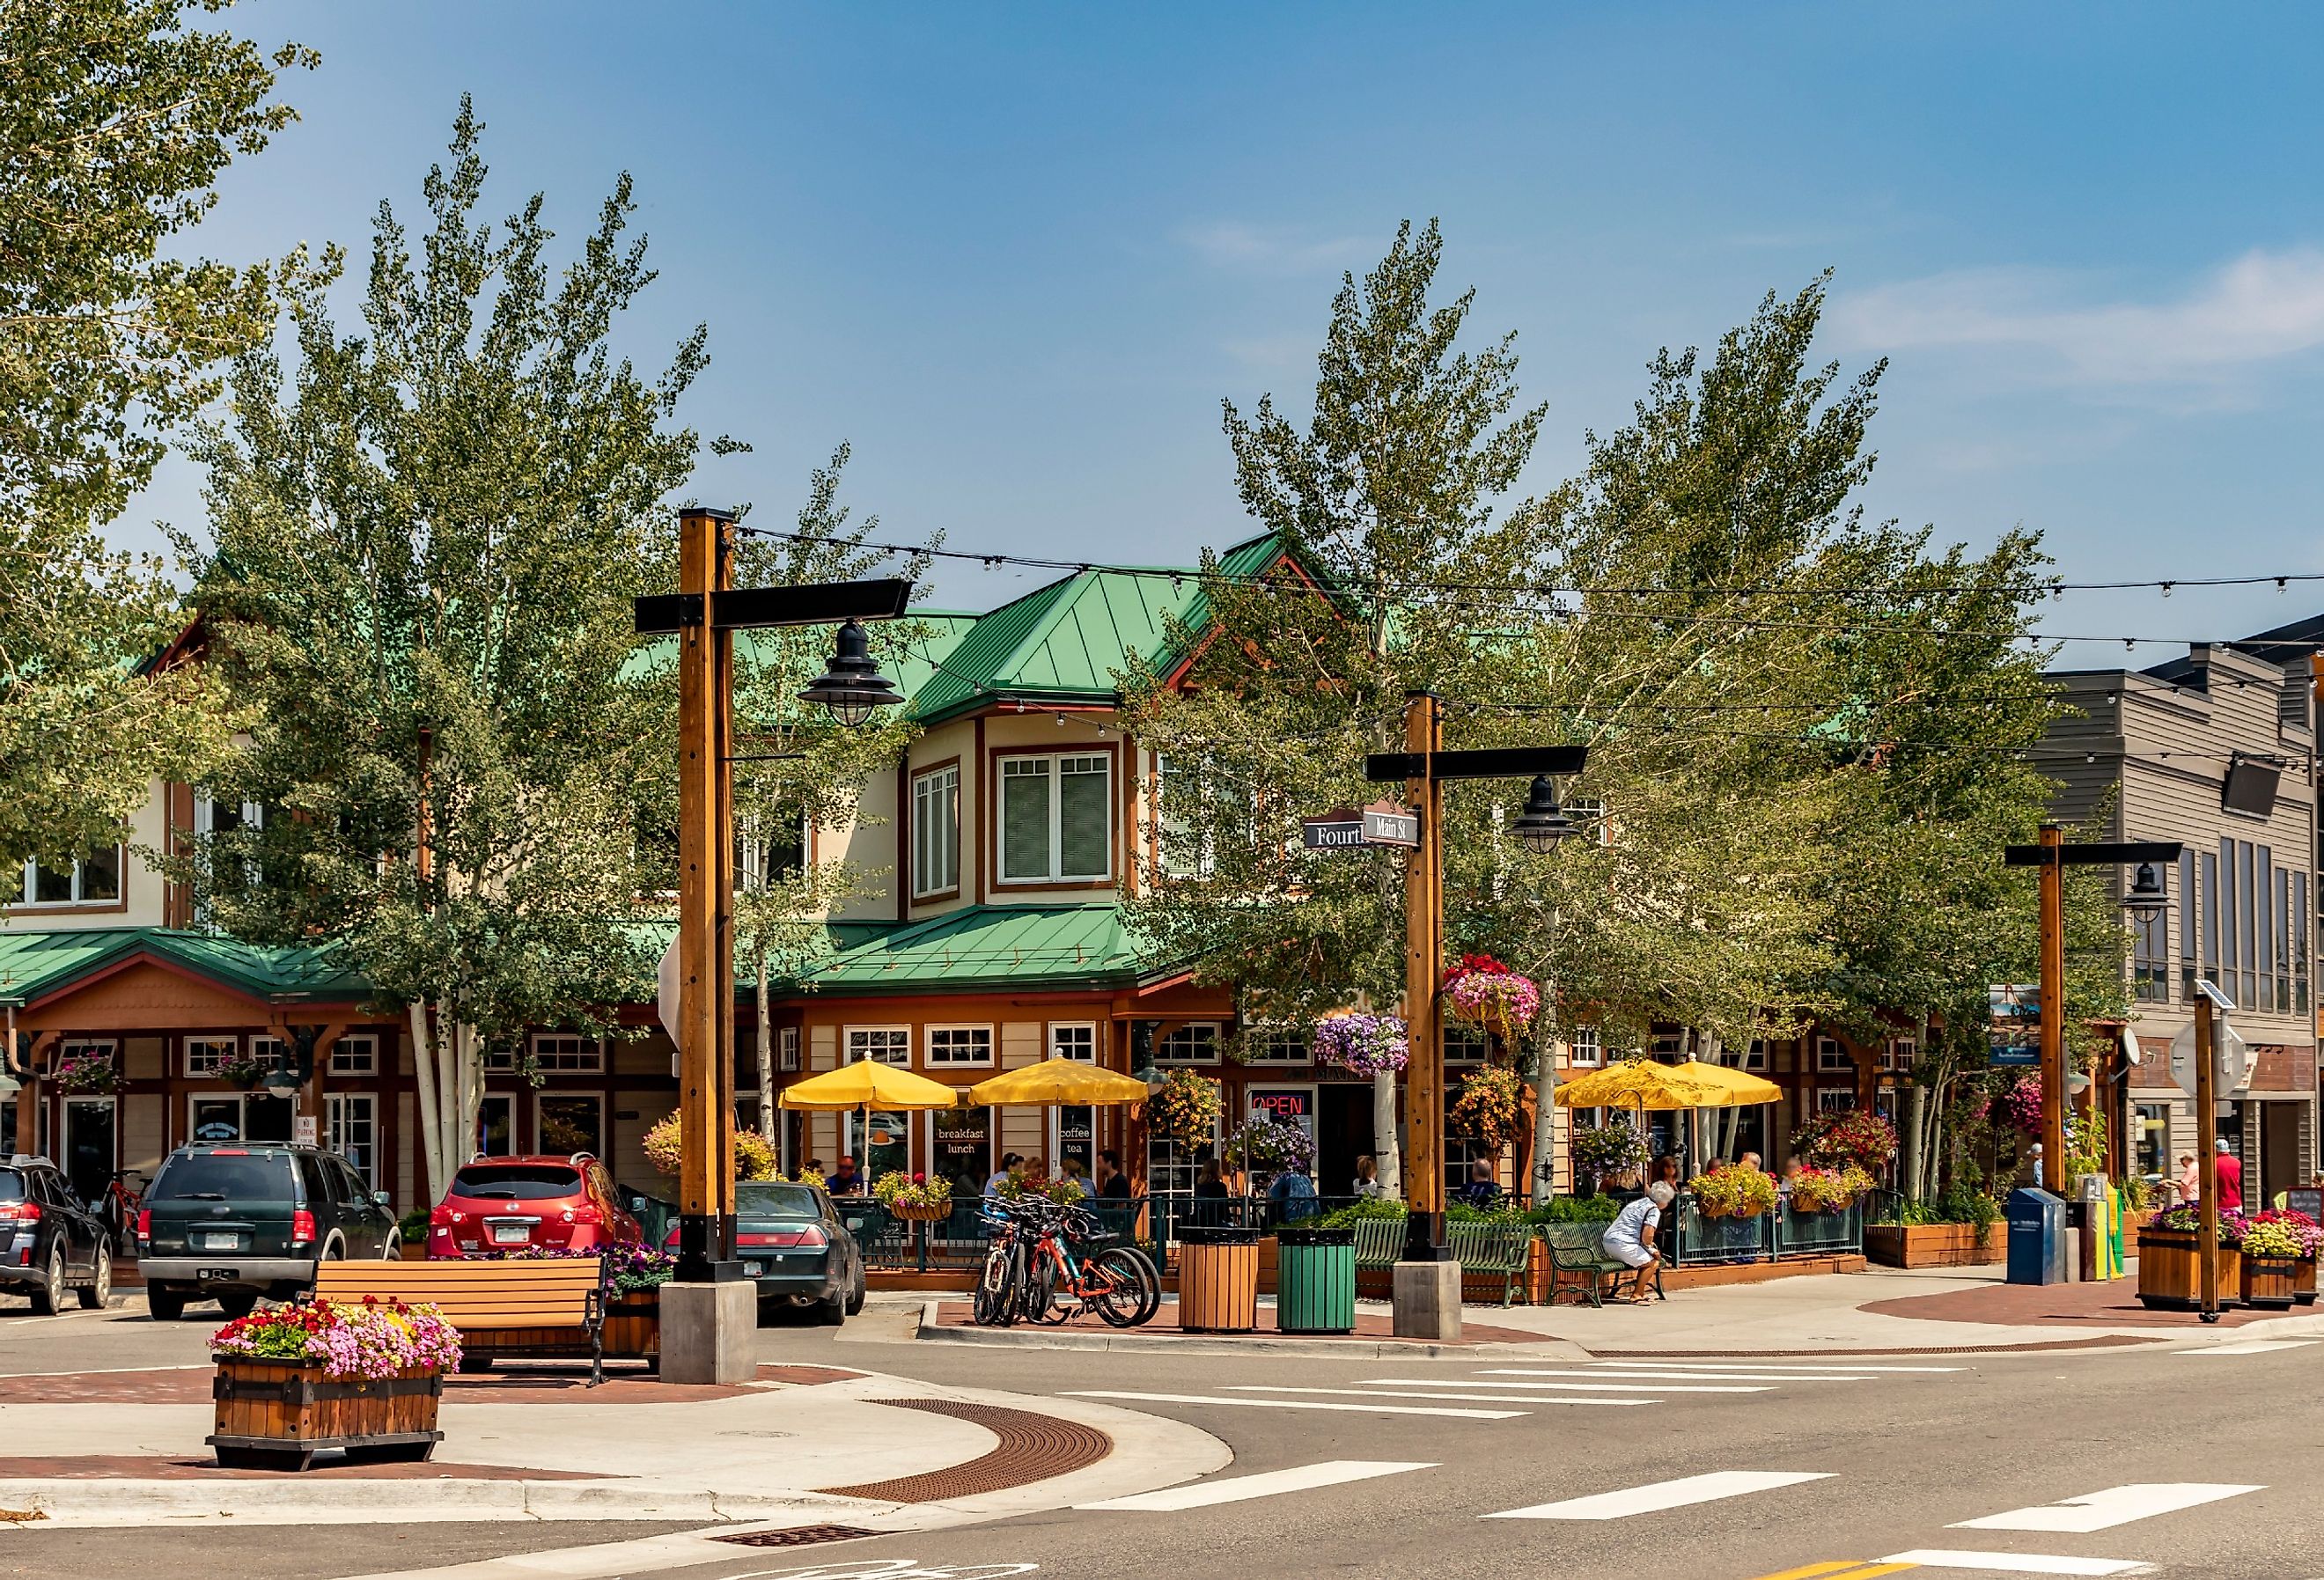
[1582,1360,1963,1374]
[1077,1459,1436,1511]
[1225,1385,1651,1407]
[1951,1482,2262,1533]
[1063,1390,1528,1420]
[1369,1375,1772,1394]
[2176,1338,2316,1355]
[1879,1550,2150,1575]
[1484,1469,1834,1520]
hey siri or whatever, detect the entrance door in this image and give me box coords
[63,1098,116,1207]
[245,1093,295,1143]
[1318,1084,1372,1201]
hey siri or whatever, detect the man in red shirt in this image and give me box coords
[2214,1138,2244,1212]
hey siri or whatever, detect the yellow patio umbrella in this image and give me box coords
[967,1058,1153,1107]
[1553,1057,1751,1111]
[778,1057,964,1189]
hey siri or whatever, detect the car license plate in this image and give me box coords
[744,1260,765,1276]
[202,1232,238,1251]
[491,1224,529,1245]
[198,1268,236,1281]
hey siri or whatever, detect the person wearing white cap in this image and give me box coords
[2214,1137,2244,1212]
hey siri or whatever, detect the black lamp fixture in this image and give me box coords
[1129,1021,1161,1087]
[1511,775,1578,854]
[262,1027,319,1099]
[2122,861,2168,919]
[798,619,904,726]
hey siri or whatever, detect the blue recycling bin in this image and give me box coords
[2005,1187,2068,1285]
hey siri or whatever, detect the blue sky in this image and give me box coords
[131,1,2324,653]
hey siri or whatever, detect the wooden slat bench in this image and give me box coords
[314,1258,608,1385]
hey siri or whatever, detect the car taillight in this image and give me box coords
[430,1202,453,1227]
[0,1202,37,1224]
[738,1226,827,1249]
[136,1209,150,1238]
[291,1209,317,1246]
[662,1223,680,1249]
[570,1204,603,1226]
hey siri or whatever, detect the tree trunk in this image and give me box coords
[755,951,776,1143]
[408,1002,444,1202]
[1902,1082,1927,1202]
[1528,1037,1560,1202]
[1372,1071,1401,1197]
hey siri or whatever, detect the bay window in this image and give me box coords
[913,763,960,897]
[1000,753,1110,883]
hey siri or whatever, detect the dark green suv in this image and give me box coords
[137,1144,401,1319]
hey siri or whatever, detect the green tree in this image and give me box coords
[175,104,710,1198]
[0,0,312,886]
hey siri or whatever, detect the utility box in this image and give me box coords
[2006,1187,2068,1285]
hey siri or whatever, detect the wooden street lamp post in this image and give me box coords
[634,506,910,1379]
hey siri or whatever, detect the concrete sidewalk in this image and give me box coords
[912,1264,2324,1357]
[0,1361,1228,1536]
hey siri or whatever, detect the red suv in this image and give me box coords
[426,1155,642,1259]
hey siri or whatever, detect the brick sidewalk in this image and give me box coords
[1861,1276,2300,1328]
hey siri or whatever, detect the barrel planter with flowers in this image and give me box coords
[208,1297,461,1470]
[2239,1212,2316,1311]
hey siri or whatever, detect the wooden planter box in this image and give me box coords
[2241,1255,2299,1311]
[1866,1223,2004,1269]
[601,1287,661,1360]
[209,1360,443,1471]
[2137,1230,2243,1310]
[2298,1258,2317,1306]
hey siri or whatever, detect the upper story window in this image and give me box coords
[1445,1025,1488,1065]
[1239,1025,1310,1064]
[1567,1027,1603,1068]
[529,1033,604,1074]
[739,807,806,889]
[185,1035,239,1077]
[1816,1035,1852,1072]
[779,1025,800,1071]
[16,849,121,908]
[926,1025,994,1066]
[848,1026,910,1066]
[1156,1022,1219,1063]
[1152,754,1213,879]
[1050,1023,1097,1062]
[329,1034,379,1076]
[999,753,1110,883]
[912,763,961,898]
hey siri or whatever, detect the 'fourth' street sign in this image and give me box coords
[1301,803,1421,850]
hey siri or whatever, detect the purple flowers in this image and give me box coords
[212,1297,462,1380]
[1313,1013,1409,1076]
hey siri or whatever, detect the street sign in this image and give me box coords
[1991,1045,2040,1067]
[1300,812,1366,850]
[2169,1017,2253,1096]
[292,1115,318,1147]
[1301,803,1421,850]
[1361,805,1420,847]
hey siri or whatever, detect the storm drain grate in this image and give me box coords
[816,1399,1112,1503]
[711,1525,881,1548]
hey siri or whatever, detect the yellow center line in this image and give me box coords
[1749,1564,1919,1580]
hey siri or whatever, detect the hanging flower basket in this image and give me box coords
[1443,954,1541,1040]
[642,1114,777,1181]
[1145,1069,1222,1146]
[1789,1109,1898,1174]
[218,1052,273,1091]
[1312,1012,1409,1077]
[52,1049,121,1094]
[1571,1120,1647,1188]
[1226,1110,1317,1175]
[876,1172,954,1220]
[1449,1066,1522,1149]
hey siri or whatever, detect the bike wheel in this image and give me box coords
[1018,1248,1058,1325]
[974,1243,1016,1327]
[1085,1249,1145,1328]
[1117,1244,1162,1326]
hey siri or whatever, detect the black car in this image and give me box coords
[662,1180,866,1323]
[0,1155,113,1312]
[137,1143,401,1319]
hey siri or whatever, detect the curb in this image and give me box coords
[0,1478,882,1529]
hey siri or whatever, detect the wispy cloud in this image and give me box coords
[1180,221,1370,276]
[1831,248,2324,395]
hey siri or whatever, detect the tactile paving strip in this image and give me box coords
[814,1398,1111,1503]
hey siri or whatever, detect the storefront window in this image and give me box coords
[855,1110,911,1183]
[2135,1104,2171,1179]
[930,1105,993,1200]
[536,1095,603,1157]
[1055,1106,1096,1179]
[476,1096,513,1157]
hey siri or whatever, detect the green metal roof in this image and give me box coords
[0,928,369,1009]
[798,903,1166,996]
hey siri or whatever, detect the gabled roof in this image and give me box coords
[798,902,1166,996]
[0,928,369,1010]
[907,531,1302,725]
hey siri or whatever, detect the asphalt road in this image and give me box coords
[4,1297,2320,1579]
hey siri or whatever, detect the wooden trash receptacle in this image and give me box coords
[1178,1228,1261,1333]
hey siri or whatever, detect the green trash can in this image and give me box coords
[1275,1226,1357,1334]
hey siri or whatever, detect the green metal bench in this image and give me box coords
[1350,1216,1406,1271]
[1541,1221,1636,1307]
[1447,1219,1533,1307]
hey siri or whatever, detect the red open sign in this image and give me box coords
[1251,1091,1311,1121]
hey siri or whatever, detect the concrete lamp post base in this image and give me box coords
[1391,1259,1464,1341]
[660,1279,756,1384]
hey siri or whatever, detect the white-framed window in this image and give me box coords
[1816,1036,1852,1072]
[528,1033,604,1073]
[912,763,961,897]
[1650,1030,1686,1062]
[1742,1039,1769,1072]
[185,1034,239,1077]
[1567,1027,1603,1068]
[1566,797,1610,846]
[779,1025,800,1072]
[1049,1023,1097,1062]
[248,1034,288,1076]
[328,1034,378,1076]
[927,1025,994,1067]
[484,1040,518,1073]
[847,1026,911,1067]
[195,793,266,836]
[1153,754,1214,880]
[17,848,123,907]
[739,806,808,888]
[1815,1087,1857,1114]
[1240,1024,1310,1064]
[1885,1037,1916,1073]
[535,1092,605,1157]
[1156,1022,1220,1063]
[326,1093,378,1185]
[1445,1025,1489,1065]
[998,753,1111,883]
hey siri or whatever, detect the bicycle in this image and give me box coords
[1013,1200,1159,1328]
[973,1202,1026,1327]
[97,1171,143,1248]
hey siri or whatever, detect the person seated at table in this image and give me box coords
[1739,1150,1763,1172]
[1268,1159,1318,1224]
[1457,1158,1501,1207]
[1353,1155,1385,1198]
[983,1152,1023,1199]
[1058,1157,1092,1200]
[1094,1150,1132,1201]
[827,1156,864,1194]
[1192,1157,1230,1224]
[1600,1180,1673,1304]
